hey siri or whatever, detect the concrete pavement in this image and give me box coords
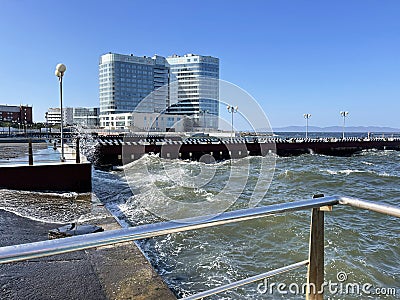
[0,206,176,300]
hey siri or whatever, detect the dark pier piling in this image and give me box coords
[92,136,400,168]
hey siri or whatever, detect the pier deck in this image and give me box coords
[92,136,400,167]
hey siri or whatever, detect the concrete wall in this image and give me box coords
[0,163,92,192]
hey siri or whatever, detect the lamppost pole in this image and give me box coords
[55,63,67,162]
[227,105,238,138]
[303,113,311,139]
[200,109,209,131]
[60,76,64,160]
[340,111,349,139]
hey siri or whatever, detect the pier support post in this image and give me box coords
[306,195,325,300]
[28,139,33,166]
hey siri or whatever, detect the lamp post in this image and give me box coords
[227,105,238,138]
[199,109,209,131]
[45,112,49,138]
[55,63,67,162]
[340,111,349,139]
[303,113,311,139]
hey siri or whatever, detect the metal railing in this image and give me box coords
[0,195,399,300]
[0,138,82,165]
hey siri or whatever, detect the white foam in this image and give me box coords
[321,168,397,178]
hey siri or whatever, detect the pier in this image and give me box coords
[92,135,400,167]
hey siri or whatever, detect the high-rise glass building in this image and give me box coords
[99,53,169,115]
[166,54,219,129]
[99,52,219,130]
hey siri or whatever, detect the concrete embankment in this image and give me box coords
[0,203,176,299]
[0,141,92,193]
[92,136,400,167]
[0,163,92,193]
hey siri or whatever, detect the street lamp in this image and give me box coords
[227,105,238,138]
[199,109,209,131]
[303,113,311,139]
[55,63,67,162]
[340,111,349,139]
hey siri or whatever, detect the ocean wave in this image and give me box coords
[274,167,399,181]
[359,149,397,156]
[0,206,109,224]
[323,169,365,175]
[0,189,88,199]
[0,190,108,224]
[377,172,392,177]
[321,168,398,178]
[121,153,240,170]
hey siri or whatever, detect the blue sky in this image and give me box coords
[0,0,399,129]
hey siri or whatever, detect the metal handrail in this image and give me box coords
[182,260,309,300]
[1,195,399,265]
[339,196,400,218]
[0,195,399,299]
[0,196,339,264]
[181,197,400,300]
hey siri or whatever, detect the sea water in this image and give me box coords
[0,136,398,299]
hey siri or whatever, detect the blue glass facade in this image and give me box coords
[99,53,169,115]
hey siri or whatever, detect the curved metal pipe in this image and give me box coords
[0,196,340,264]
[182,260,309,300]
[339,196,400,218]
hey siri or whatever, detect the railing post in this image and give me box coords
[28,139,33,166]
[306,195,325,300]
[76,137,80,163]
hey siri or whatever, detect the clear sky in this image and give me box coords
[0,0,399,129]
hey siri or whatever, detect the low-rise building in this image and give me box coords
[0,104,33,124]
[45,107,73,126]
[100,111,186,132]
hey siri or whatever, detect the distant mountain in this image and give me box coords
[269,126,400,133]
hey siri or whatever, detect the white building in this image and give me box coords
[45,107,73,126]
[73,107,100,128]
[100,112,185,132]
[166,54,219,129]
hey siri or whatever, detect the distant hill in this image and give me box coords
[270,126,400,133]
